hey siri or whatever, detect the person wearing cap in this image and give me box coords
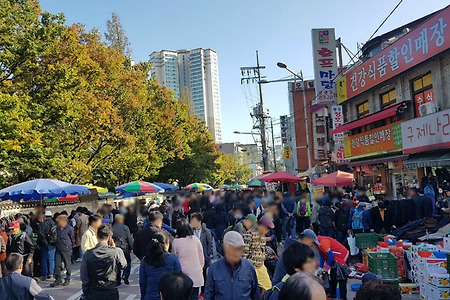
[50,214,75,287]
[112,214,134,285]
[205,231,261,300]
[233,213,257,237]
[301,229,349,300]
[39,211,56,281]
[6,221,34,277]
[348,202,370,236]
[243,215,274,293]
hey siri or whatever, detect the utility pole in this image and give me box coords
[270,117,277,171]
[240,51,269,171]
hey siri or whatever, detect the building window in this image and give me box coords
[357,101,369,118]
[380,89,396,108]
[412,72,434,117]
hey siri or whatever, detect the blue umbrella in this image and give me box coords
[0,178,91,202]
[152,182,180,191]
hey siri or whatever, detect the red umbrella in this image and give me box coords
[311,170,354,187]
[260,171,305,183]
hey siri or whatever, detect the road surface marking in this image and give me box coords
[67,290,83,300]
[125,295,137,300]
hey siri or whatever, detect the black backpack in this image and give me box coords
[47,225,58,245]
[318,207,334,228]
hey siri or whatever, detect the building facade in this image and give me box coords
[284,80,323,175]
[218,143,262,177]
[150,48,222,142]
[334,6,450,198]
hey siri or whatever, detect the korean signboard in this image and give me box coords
[337,6,450,104]
[401,109,450,154]
[313,108,328,160]
[344,122,403,159]
[311,28,338,105]
[331,105,347,163]
[415,88,437,117]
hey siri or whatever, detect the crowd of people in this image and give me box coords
[0,187,419,300]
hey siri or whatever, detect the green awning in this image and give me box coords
[404,152,450,168]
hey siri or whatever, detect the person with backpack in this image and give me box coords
[112,214,134,285]
[265,242,316,300]
[39,211,56,281]
[348,202,369,235]
[295,193,311,235]
[334,201,351,244]
[6,221,34,277]
[317,200,334,238]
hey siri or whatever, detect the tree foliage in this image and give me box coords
[0,0,233,189]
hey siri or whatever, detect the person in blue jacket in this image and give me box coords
[280,192,297,240]
[348,203,371,234]
[204,231,261,300]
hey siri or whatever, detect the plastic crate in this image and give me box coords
[383,279,400,291]
[355,233,381,249]
[368,252,399,280]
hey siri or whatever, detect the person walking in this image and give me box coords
[39,211,56,281]
[295,193,311,234]
[124,206,138,237]
[0,224,7,277]
[205,231,261,300]
[133,211,165,260]
[172,219,204,300]
[0,253,53,300]
[139,232,182,300]
[50,215,75,287]
[6,221,34,277]
[112,214,134,285]
[243,215,274,293]
[317,200,334,237]
[81,215,102,253]
[75,207,89,262]
[80,224,127,300]
[280,193,296,240]
[190,213,213,298]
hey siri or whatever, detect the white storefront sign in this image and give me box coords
[331,105,347,163]
[401,109,450,154]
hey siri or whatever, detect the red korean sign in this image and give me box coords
[337,6,450,103]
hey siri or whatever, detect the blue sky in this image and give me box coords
[41,0,449,144]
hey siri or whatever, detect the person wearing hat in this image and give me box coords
[233,213,257,237]
[50,214,75,287]
[348,202,370,236]
[204,231,260,300]
[39,211,56,281]
[112,214,134,285]
[243,215,274,293]
[6,221,34,277]
[301,229,349,300]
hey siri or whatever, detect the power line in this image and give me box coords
[282,0,405,120]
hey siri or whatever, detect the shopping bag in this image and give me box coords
[347,234,359,256]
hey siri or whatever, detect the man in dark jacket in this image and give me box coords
[0,253,53,300]
[408,187,432,220]
[81,224,126,300]
[190,213,213,296]
[281,192,297,240]
[205,231,260,300]
[124,206,138,237]
[133,211,164,260]
[6,221,34,277]
[39,211,56,281]
[50,215,75,287]
[112,214,134,285]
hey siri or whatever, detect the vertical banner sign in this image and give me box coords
[313,108,327,160]
[331,105,346,163]
[311,28,338,105]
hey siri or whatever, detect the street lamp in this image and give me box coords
[277,62,312,178]
[233,131,254,135]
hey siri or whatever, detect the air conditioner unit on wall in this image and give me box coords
[419,102,439,117]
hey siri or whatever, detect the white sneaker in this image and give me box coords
[76,258,82,262]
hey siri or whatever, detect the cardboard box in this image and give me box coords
[429,273,450,288]
[444,237,450,250]
[427,284,450,299]
[419,258,447,274]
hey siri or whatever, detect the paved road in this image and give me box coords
[37,259,420,300]
[37,258,142,300]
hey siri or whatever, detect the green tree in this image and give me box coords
[104,12,131,56]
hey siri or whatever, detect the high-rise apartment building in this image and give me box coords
[150,48,222,142]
